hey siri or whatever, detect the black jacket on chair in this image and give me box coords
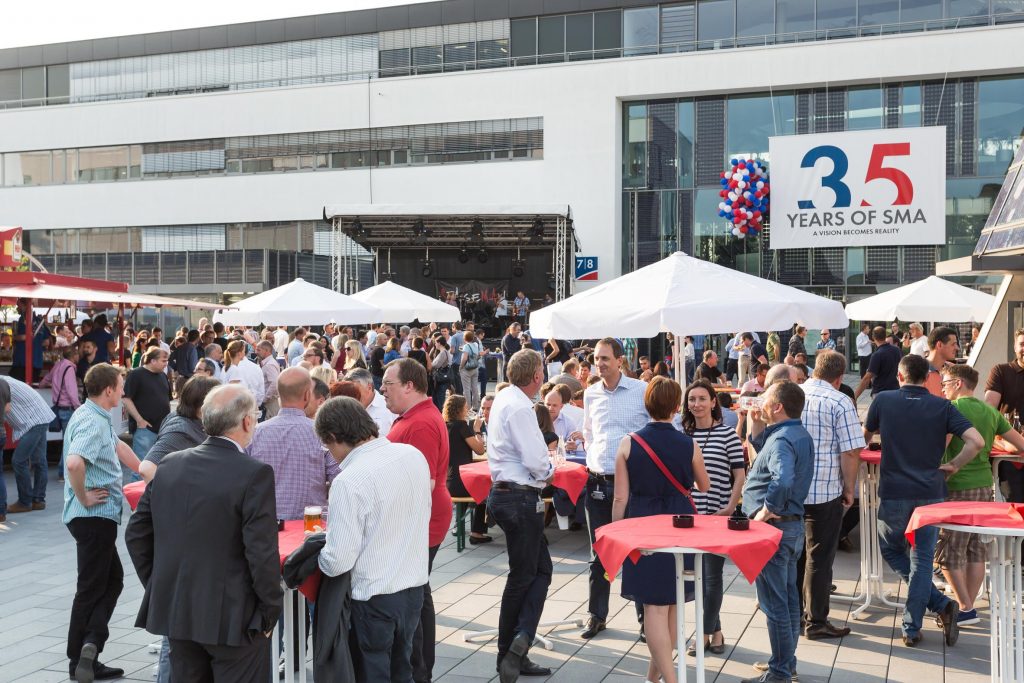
[125,436,283,646]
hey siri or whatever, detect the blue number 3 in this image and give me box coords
[798,145,851,209]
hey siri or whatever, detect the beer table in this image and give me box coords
[594,515,781,683]
[906,502,1024,683]
[124,482,318,683]
[457,460,588,506]
[831,449,905,618]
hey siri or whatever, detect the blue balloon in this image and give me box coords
[730,158,738,166]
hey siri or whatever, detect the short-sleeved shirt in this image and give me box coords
[766,333,780,363]
[985,361,1024,416]
[750,342,768,363]
[944,396,1011,491]
[865,385,973,500]
[688,424,745,515]
[62,400,123,524]
[84,329,114,363]
[788,335,807,358]
[388,398,452,547]
[801,378,866,504]
[123,366,170,433]
[694,362,723,384]
[866,343,902,395]
[446,420,476,488]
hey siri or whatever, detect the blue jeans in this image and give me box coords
[55,407,74,473]
[13,423,49,506]
[0,432,7,514]
[157,637,171,683]
[127,428,156,484]
[877,498,950,637]
[754,520,804,680]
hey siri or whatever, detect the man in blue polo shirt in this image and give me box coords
[863,353,984,648]
[854,325,901,402]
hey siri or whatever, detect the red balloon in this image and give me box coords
[719,190,727,197]
[740,225,748,233]
[738,162,746,169]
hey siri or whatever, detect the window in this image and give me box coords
[727,93,796,161]
[901,0,943,22]
[977,76,1024,176]
[21,67,45,107]
[902,84,922,125]
[0,69,19,105]
[78,146,129,182]
[697,0,735,42]
[847,87,883,130]
[510,18,537,62]
[594,10,622,57]
[566,13,594,59]
[623,7,659,56]
[624,103,648,188]
[3,151,51,185]
[46,65,70,104]
[816,0,857,30]
[443,42,475,71]
[379,48,411,77]
[859,0,899,25]
[477,39,508,68]
[737,0,774,37]
[945,0,989,17]
[412,46,442,74]
[661,3,696,50]
[777,0,815,35]
[538,16,565,62]
[677,101,695,187]
[141,226,226,253]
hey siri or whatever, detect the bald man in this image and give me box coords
[765,364,801,386]
[246,367,340,521]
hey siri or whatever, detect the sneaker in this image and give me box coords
[957,608,980,626]
[752,662,798,681]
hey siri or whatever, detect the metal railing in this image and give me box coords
[1,12,1021,111]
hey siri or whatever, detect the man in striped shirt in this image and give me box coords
[797,351,865,640]
[3,375,59,514]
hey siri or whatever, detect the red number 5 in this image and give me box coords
[860,142,913,207]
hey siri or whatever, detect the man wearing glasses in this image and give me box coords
[814,329,836,368]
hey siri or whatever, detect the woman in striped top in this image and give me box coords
[681,379,747,657]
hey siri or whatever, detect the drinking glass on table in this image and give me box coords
[304,505,323,533]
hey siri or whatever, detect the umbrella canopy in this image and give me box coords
[528,251,848,339]
[350,281,461,323]
[212,278,382,327]
[844,276,996,323]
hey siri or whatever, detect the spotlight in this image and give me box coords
[477,248,489,264]
[421,259,434,278]
[546,271,556,290]
[458,248,469,264]
[529,216,545,245]
[512,259,525,277]
[350,218,366,238]
[471,219,484,238]
[411,219,431,246]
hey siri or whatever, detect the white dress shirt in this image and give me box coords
[582,374,650,474]
[319,437,430,601]
[488,384,554,489]
[367,391,397,437]
[223,357,266,405]
[552,404,583,441]
[273,328,289,358]
[910,335,929,357]
[856,332,873,357]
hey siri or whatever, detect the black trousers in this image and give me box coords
[796,496,844,626]
[726,358,739,382]
[488,487,552,664]
[66,517,123,664]
[584,477,614,620]
[411,545,439,683]
[840,502,859,539]
[169,634,271,683]
[859,355,872,378]
[352,586,424,683]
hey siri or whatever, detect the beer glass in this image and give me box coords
[304,506,323,533]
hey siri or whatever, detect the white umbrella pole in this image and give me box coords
[673,335,683,386]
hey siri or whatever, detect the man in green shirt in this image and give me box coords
[939,364,1024,625]
[766,331,781,366]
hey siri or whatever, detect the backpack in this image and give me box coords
[464,342,481,370]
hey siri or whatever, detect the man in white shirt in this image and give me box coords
[545,384,586,530]
[909,323,929,357]
[855,323,873,378]
[315,397,430,683]
[203,343,225,380]
[581,337,650,640]
[487,349,555,683]
[344,368,397,437]
[273,326,289,359]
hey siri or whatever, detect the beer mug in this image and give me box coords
[737,395,764,412]
[304,506,323,533]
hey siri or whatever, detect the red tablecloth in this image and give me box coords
[859,448,880,465]
[991,446,1024,470]
[124,482,321,602]
[593,514,782,583]
[905,501,1024,546]
[458,460,588,505]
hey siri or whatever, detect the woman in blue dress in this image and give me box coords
[612,376,710,683]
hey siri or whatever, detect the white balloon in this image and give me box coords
[737,181,746,190]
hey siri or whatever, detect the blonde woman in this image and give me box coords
[222,340,266,407]
[339,339,367,373]
[310,365,337,386]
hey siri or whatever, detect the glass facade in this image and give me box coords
[0,117,543,187]
[0,2,1021,108]
[622,74,1024,293]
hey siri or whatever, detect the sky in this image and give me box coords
[1,1,437,50]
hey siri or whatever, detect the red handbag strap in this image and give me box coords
[629,432,693,501]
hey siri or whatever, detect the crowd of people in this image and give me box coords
[0,305,1018,683]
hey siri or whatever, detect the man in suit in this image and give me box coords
[125,384,282,683]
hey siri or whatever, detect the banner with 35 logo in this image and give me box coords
[769,126,945,249]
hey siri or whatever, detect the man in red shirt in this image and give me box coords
[383,358,451,683]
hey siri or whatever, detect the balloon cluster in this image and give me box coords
[718,158,769,238]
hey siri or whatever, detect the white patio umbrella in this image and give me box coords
[212,278,382,327]
[528,251,848,340]
[350,280,460,323]
[844,276,996,323]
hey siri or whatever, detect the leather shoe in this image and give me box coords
[32,501,45,511]
[0,514,6,523]
[6,502,32,514]
[838,536,854,552]
[499,631,530,683]
[903,632,923,647]
[468,535,493,545]
[519,657,551,676]
[741,674,791,683]
[804,621,851,640]
[581,617,606,639]
[92,663,125,680]
[72,643,97,683]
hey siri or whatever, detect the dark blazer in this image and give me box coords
[125,436,283,647]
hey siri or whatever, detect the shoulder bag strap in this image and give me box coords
[55,362,74,407]
[629,431,696,510]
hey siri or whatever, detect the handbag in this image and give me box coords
[431,351,451,384]
[628,431,696,511]
[49,364,76,432]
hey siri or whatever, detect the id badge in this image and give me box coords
[591,489,606,501]
[536,499,545,514]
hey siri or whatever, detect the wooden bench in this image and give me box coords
[452,496,554,552]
